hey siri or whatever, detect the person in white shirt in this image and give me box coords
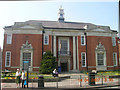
[21,69,26,88]
[15,69,21,88]
[52,69,58,77]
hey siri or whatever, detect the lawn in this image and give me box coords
[1,72,54,79]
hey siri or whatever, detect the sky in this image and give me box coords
[0,0,119,49]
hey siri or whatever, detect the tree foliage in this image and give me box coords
[39,51,57,74]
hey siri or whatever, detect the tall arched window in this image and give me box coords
[95,42,106,70]
[20,40,33,71]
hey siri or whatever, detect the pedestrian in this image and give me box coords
[15,69,21,88]
[21,69,26,88]
[52,68,58,77]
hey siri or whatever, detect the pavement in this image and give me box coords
[1,73,120,89]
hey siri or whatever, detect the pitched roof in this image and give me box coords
[26,20,96,30]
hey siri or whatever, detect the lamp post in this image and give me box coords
[84,32,88,71]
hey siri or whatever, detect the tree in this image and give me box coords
[39,51,57,74]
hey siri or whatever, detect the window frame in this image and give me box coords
[81,35,86,45]
[97,53,104,66]
[5,51,11,67]
[22,52,32,67]
[81,52,86,67]
[44,35,49,45]
[7,34,12,44]
[113,52,117,66]
[112,37,116,46]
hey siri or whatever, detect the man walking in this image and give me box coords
[21,69,26,88]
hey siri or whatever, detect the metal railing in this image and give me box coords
[29,74,120,89]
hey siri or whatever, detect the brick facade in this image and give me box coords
[2,20,120,72]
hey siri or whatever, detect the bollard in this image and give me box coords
[38,75,44,88]
[88,72,95,86]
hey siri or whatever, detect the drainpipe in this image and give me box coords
[42,30,45,58]
[84,32,88,71]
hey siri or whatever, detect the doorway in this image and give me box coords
[61,63,68,72]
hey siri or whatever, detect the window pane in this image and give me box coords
[81,53,86,67]
[44,35,49,45]
[81,35,85,45]
[60,40,68,54]
[97,53,104,66]
[113,53,117,66]
[23,53,31,66]
[5,52,11,67]
[7,34,12,44]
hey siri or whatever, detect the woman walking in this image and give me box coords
[21,69,26,88]
[15,69,21,88]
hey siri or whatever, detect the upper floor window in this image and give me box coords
[44,35,49,45]
[113,52,117,66]
[112,37,116,46]
[7,34,12,44]
[81,35,86,45]
[5,51,11,67]
[81,52,86,67]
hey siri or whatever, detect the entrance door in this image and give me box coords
[61,63,68,72]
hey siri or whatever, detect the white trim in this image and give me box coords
[77,36,79,70]
[5,30,43,34]
[53,36,56,57]
[81,52,86,67]
[113,52,117,66]
[11,67,20,68]
[5,51,11,67]
[81,35,86,45]
[73,36,77,70]
[44,34,49,45]
[7,34,12,44]
[112,37,116,46]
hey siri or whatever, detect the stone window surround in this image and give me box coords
[113,52,117,66]
[7,34,12,44]
[5,51,11,67]
[81,52,86,67]
[44,34,49,45]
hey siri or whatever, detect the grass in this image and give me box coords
[1,72,54,79]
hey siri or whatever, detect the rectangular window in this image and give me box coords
[23,53,31,67]
[60,40,68,54]
[113,53,117,66]
[112,37,116,46]
[81,52,86,67]
[44,35,49,45]
[97,53,104,66]
[81,35,86,45]
[5,51,11,67]
[7,34,12,44]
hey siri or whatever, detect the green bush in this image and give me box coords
[39,51,57,74]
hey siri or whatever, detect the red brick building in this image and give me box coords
[2,7,120,72]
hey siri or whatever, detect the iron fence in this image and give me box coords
[28,73,120,88]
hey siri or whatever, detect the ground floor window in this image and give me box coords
[23,53,31,67]
[97,53,104,66]
[113,52,117,66]
[5,51,11,67]
[81,52,86,67]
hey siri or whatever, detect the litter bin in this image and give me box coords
[38,75,44,88]
[88,72,95,86]
[58,66,61,73]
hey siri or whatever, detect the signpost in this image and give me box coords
[23,61,29,88]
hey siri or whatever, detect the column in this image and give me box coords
[77,36,79,70]
[73,36,76,70]
[53,36,56,57]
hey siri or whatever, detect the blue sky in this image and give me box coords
[0,0,118,49]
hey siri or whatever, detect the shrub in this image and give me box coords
[39,51,57,74]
